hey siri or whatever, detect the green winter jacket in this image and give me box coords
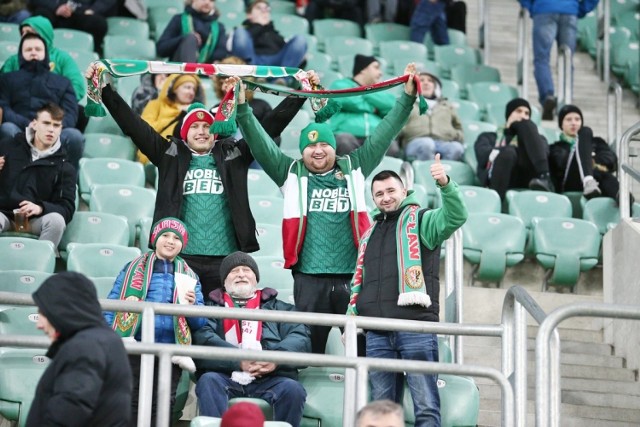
[1,16,86,101]
[328,77,396,137]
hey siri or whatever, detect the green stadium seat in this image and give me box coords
[424,28,468,56]
[462,144,478,176]
[280,126,303,152]
[507,190,573,229]
[413,159,476,186]
[0,41,18,65]
[326,37,374,69]
[459,185,501,213]
[0,305,40,336]
[531,217,601,291]
[59,212,130,260]
[450,64,501,99]
[0,348,49,426]
[301,33,318,53]
[83,133,137,161]
[247,169,283,198]
[624,58,639,93]
[88,184,157,246]
[0,271,51,293]
[462,121,497,146]
[216,0,245,13]
[272,13,310,38]
[116,75,142,107]
[84,112,125,136]
[467,82,519,114]
[66,243,142,278]
[582,197,621,234]
[147,0,184,8]
[78,158,146,204]
[103,35,156,60]
[613,12,640,39]
[439,78,460,100]
[67,49,100,74]
[305,51,333,74]
[106,17,150,38]
[449,99,481,122]
[138,216,153,251]
[249,196,284,226]
[269,0,297,14]
[0,22,19,43]
[148,5,182,40]
[253,255,292,290]
[218,11,245,30]
[463,213,527,284]
[298,365,345,427]
[577,11,596,52]
[91,276,117,298]
[312,19,362,51]
[538,126,560,144]
[53,28,94,52]
[254,223,284,258]
[0,237,56,273]
[395,59,440,76]
[379,41,428,73]
[561,191,584,218]
[316,69,344,87]
[433,45,480,79]
[364,22,411,54]
[611,41,639,76]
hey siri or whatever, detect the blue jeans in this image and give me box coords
[405,137,464,161]
[367,331,440,427]
[409,0,449,45]
[231,29,307,68]
[0,122,85,171]
[0,10,30,24]
[532,13,577,104]
[196,372,307,427]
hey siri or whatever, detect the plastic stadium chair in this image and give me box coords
[298,365,345,427]
[138,216,153,251]
[66,243,142,278]
[91,276,117,298]
[271,13,310,38]
[279,126,303,152]
[106,17,150,38]
[148,5,182,40]
[59,211,130,260]
[439,78,460,100]
[305,51,333,75]
[0,348,49,427]
[313,19,362,51]
[216,0,245,13]
[0,22,19,42]
[249,196,284,226]
[433,45,480,79]
[0,270,51,293]
[190,418,292,427]
[467,82,519,114]
[325,36,374,69]
[316,69,344,87]
[611,41,639,76]
[78,158,146,203]
[83,133,137,161]
[53,28,94,52]
[269,0,296,14]
[217,11,245,30]
[531,217,601,292]
[0,41,18,64]
[462,144,478,177]
[413,160,476,186]
[577,11,596,52]
[459,186,501,213]
[364,22,410,47]
[0,237,56,273]
[247,169,282,198]
[84,112,125,136]
[394,58,440,76]
[254,224,284,258]
[116,75,142,107]
[253,256,292,290]
[403,375,480,426]
[507,190,573,229]
[424,28,467,55]
[88,184,157,246]
[562,191,584,218]
[463,213,527,285]
[538,126,560,144]
[0,306,40,336]
[582,197,621,235]
[103,35,156,60]
[379,41,429,72]
[66,49,100,74]
[462,121,497,146]
[450,64,501,99]
[449,99,481,122]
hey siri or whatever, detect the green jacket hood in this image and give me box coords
[21,16,54,49]
[371,189,421,218]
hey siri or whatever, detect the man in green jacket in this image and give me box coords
[228,63,417,354]
[1,16,85,102]
[329,54,399,156]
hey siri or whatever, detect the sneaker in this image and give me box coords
[583,179,602,199]
[528,176,553,192]
[542,96,557,121]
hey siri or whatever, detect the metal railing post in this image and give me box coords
[607,82,623,147]
[156,352,173,427]
[482,0,490,64]
[517,8,529,98]
[343,317,358,427]
[138,306,156,427]
[603,0,610,85]
[617,121,640,219]
[453,229,464,364]
[557,45,573,107]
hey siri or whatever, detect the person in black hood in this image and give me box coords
[27,271,132,427]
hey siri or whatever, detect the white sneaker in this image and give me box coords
[583,179,601,199]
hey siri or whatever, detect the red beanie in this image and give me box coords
[221,402,265,427]
[180,102,215,140]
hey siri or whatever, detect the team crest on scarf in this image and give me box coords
[404,265,424,289]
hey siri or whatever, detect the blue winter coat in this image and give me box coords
[520,0,598,18]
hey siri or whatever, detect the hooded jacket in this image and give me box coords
[193,287,311,380]
[27,272,132,427]
[0,130,76,222]
[0,33,78,129]
[0,16,86,101]
[398,99,464,145]
[240,19,286,55]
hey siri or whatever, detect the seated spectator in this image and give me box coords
[194,251,310,427]
[231,0,307,69]
[409,0,449,45]
[305,0,365,27]
[356,400,405,427]
[329,54,399,156]
[131,73,169,115]
[0,32,84,169]
[28,0,115,56]
[156,0,230,63]
[398,71,464,161]
[0,0,30,24]
[0,103,76,248]
[549,104,619,199]
[367,0,397,23]
[474,98,552,200]
[104,217,206,426]
[1,16,86,104]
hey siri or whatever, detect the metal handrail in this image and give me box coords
[617,120,640,219]
[596,0,611,84]
[607,82,623,146]
[517,8,530,98]
[557,44,573,106]
[479,0,490,64]
[535,302,640,427]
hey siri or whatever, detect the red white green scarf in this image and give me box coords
[346,205,431,315]
[223,291,263,347]
[111,251,196,345]
[181,13,219,63]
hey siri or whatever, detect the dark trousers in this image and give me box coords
[129,354,182,427]
[181,254,225,301]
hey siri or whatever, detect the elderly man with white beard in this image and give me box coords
[193,251,311,426]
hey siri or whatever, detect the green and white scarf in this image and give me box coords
[346,205,431,315]
[181,13,219,63]
[111,251,197,345]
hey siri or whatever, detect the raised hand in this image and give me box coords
[430,153,449,187]
[403,62,417,96]
[224,75,246,104]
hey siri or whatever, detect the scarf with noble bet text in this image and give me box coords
[111,251,196,345]
[85,60,427,124]
[223,290,263,346]
[347,205,431,315]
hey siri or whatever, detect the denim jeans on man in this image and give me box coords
[532,13,577,104]
[196,372,307,427]
[409,0,449,45]
[367,331,441,427]
[231,29,307,68]
[405,137,464,161]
